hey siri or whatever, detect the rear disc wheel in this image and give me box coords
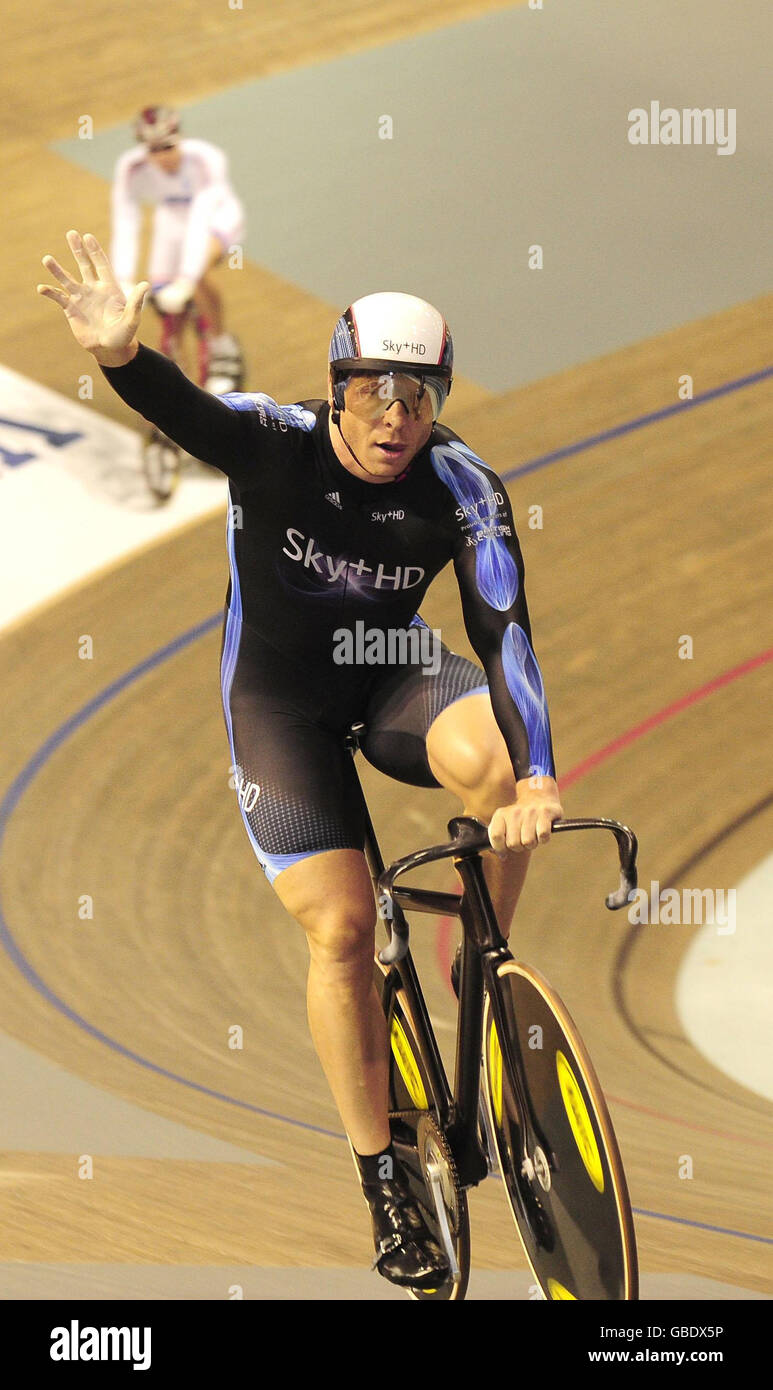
[482,959,638,1300]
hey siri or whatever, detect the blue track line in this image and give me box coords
[632,1208,773,1246]
[1,362,771,1238]
[502,364,773,481]
[0,614,345,1143]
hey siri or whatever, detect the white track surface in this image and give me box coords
[676,854,773,1103]
[0,365,226,633]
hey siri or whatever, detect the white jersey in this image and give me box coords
[110,138,243,286]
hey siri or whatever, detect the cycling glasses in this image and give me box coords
[342,371,450,423]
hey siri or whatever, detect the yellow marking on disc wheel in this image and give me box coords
[390,1017,428,1109]
[556,1049,604,1193]
[488,1021,503,1126]
[547,1277,577,1300]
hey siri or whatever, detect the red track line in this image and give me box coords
[560,647,773,790]
[604,1092,773,1150]
[434,645,773,1142]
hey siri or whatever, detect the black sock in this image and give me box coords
[355,1141,398,1183]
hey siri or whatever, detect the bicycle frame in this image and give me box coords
[155,300,210,386]
[345,722,638,1190]
[368,813,542,1187]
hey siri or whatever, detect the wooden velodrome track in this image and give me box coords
[1,0,771,1298]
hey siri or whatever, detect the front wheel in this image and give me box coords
[376,961,471,1301]
[482,958,638,1300]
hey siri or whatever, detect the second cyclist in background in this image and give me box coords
[110,104,245,394]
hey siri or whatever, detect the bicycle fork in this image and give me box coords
[455,853,556,1188]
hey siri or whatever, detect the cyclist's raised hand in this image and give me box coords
[36,230,149,359]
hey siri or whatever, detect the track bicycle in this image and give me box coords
[345,721,639,1302]
[141,294,245,502]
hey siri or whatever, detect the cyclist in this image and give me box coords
[110,106,245,393]
[37,231,564,1290]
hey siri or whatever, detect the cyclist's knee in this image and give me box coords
[432,732,516,816]
[428,701,517,813]
[273,850,376,974]
[305,900,377,977]
[461,752,518,818]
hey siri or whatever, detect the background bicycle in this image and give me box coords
[141,292,245,501]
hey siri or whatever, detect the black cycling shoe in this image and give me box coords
[357,1160,450,1288]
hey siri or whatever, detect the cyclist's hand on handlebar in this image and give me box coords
[36,230,149,362]
[488,775,564,853]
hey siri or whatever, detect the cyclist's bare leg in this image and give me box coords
[425,692,531,939]
[192,235,227,334]
[272,847,391,1156]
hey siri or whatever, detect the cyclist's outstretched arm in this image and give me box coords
[36,229,256,479]
[100,343,256,473]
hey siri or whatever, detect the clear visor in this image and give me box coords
[341,370,449,423]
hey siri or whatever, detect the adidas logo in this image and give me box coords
[325,491,342,509]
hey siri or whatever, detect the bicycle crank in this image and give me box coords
[416,1114,464,1280]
